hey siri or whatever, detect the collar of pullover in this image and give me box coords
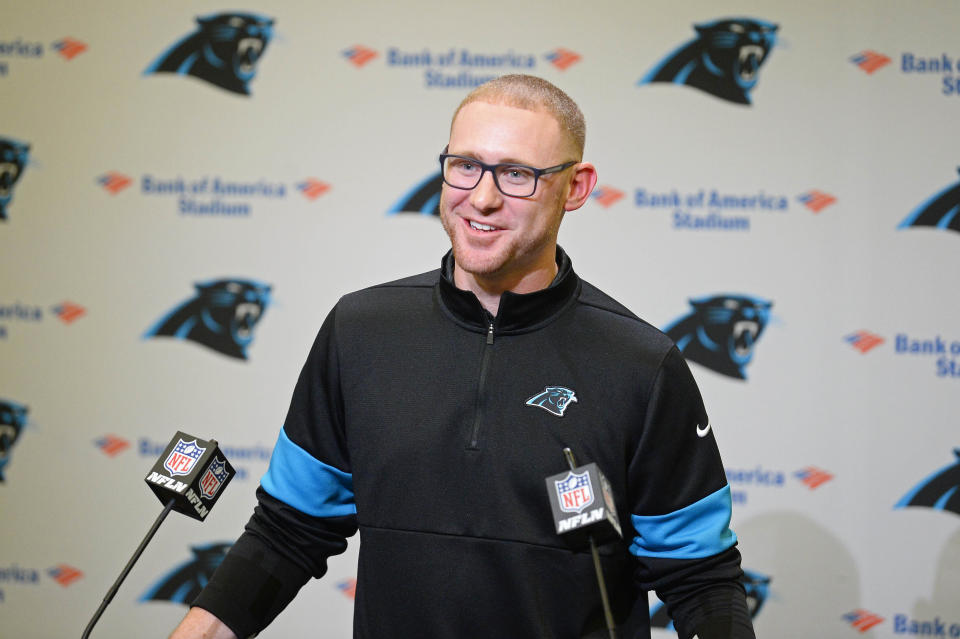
[436,246,580,334]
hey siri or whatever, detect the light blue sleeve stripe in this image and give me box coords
[629,485,737,559]
[260,428,356,518]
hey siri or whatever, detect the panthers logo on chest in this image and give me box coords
[144,278,271,360]
[145,12,274,95]
[526,386,578,417]
[664,295,773,380]
[640,18,778,105]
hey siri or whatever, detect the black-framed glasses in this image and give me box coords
[438,150,578,198]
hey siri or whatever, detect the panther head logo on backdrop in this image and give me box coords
[664,294,773,380]
[0,400,29,481]
[388,172,443,216]
[144,278,272,360]
[651,569,770,629]
[639,17,778,105]
[140,542,232,605]
[144,12,274,95]
[0,137,30,221]
[896,449,960,516]
[898,168,960,234]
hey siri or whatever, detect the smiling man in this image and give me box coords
[170,75,754,639]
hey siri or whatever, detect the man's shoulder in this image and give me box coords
[336,269,439,314]
[575,279,675,351]
[369,269,441,290]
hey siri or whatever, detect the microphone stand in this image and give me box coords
[81,497,176,639]
[563,448,617,639]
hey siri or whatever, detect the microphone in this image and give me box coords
[81,431,235,638]
[144,431,236,520]
[545,448,622,639]
[545,451,622,547]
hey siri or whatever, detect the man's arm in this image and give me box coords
[629,347,755,639]
[168,307,358,638]
[169,607,237,639]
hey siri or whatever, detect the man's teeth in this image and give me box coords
[469,221,497,231]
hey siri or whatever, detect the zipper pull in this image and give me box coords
[486,322,494,345]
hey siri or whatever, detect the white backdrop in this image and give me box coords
[2,1,958,637]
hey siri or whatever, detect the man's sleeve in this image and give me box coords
[192,306,359,639]
[627,347,755,639]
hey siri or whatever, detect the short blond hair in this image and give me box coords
[451,74,586,159]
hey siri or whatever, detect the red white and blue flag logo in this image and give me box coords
[591,185,625,208]
[52,37,88,61]
[844,330,885,354]
[297,178,331,201]
[794,466,834,490]
[849,50,891,74]
[797,190,837,213]
[843,609,885,632]
[199,457,229,499]
[555,470,594,514]
[97,171,133,195]
[545,48,581,71]
[342,45,378,68]
[164,439,206,476]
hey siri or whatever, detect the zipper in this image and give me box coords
[468,321,495,450]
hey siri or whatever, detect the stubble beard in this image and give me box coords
[439,197,565,283]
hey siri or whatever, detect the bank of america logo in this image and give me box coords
[336,578,357,599]
[592,185,625,208]
[797,190,836,213]
[297,179,331,201]
[844,330,884,354]
[850,50,891,74]
[843,609,884,632]
[343,45,378,67]
[95,434,130,457]
[52,37,88,61]
[545,48,581,71]
[51,301,86,324]
[97,172,133,195]
[794,466,833,490]
[48,564,84,587]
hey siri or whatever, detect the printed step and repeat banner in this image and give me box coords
[2,1,958,637]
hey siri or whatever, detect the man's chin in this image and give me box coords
[451,246,508,278]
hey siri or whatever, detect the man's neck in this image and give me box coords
[453,259,559,317]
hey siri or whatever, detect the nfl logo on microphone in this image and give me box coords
[199,457,229,499]
[556,471,595,513]
[546,462,622,545]
[164,439,206,476]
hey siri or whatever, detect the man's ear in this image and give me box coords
[563,163,598,212]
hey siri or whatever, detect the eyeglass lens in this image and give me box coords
[442,157,537,197]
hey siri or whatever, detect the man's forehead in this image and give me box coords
[447,101,565,161]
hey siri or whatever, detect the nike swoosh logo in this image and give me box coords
[696,421,711,438]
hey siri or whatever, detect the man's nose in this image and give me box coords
[469,170,502,211]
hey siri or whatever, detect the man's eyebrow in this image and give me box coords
[445,149,535,166]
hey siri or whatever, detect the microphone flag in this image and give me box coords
[545,462,622,546]
[144,431,235,521]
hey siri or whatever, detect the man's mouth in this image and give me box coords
[468,220,499,232]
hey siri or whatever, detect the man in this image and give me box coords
[171,74,754,639]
